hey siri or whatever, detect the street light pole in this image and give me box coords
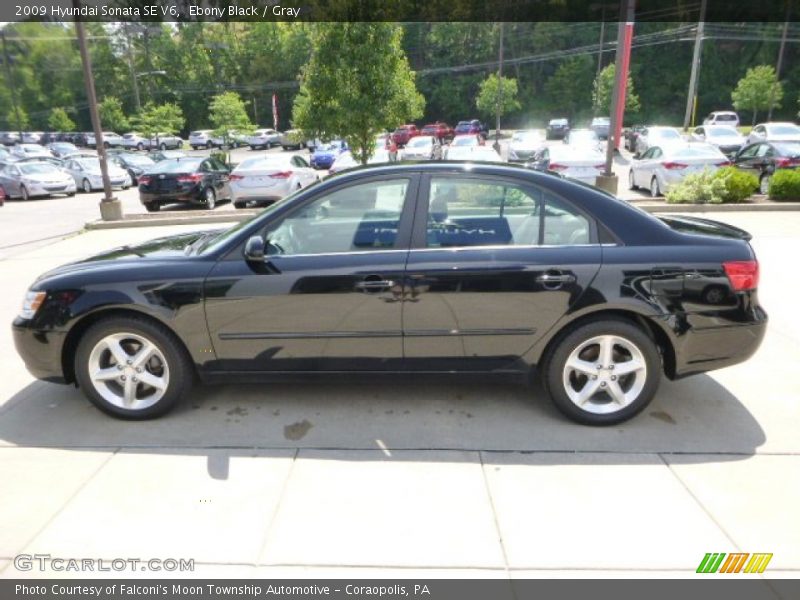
[768,4,791,121]
[494,22,505,152]
[74,1,122,221]
[1,29,24,142]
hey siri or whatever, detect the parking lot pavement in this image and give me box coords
[0,214,798,578]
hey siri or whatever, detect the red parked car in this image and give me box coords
[421,122,455,142]
[391,124,420,147]
[0,185,5,207]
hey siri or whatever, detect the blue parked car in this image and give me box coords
[310,140,348,170]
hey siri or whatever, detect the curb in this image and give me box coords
[85,201,800,230]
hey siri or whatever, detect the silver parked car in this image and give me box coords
[248,128,282,150]
[528,144,605,185]
[635,126,684,156]
[401,135,442,160]
[507,130,544,162]
[12,144,52,159]
[746,122,800,144]
[148,133,183,151]
[703,111,740,128]
[564,128,602,151]
[86,131,124,149]
[690,125,746,156]
[230,154,318,208]
[63,156,131,193]
[629,143,729,197]
[0,161,76,200]
[189,129,213,150]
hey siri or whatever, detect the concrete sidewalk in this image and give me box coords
[0,217,798,580]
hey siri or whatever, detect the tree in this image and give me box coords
[132,102,185,148]
[6,106,29,131]
[293,23,424,164]
[47,107,75,132]
[208,92,254,156]
[592,64,641,115]
[732,65,783,125]
[544,57,594,120]
[98,97,130,133]
[475,74,521,121]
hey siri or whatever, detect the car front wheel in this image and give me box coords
[759,174,771,195]
[204,187,216,209]
[542,319,661,425]
[82,179,92,193]
[74,316,194,419]
[650,177,660,198]
[628,170,637,190]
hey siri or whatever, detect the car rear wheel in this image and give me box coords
[159,143,167,151]
[82,179,92,194]
[144,202,159,212]
[74,317,193,419]
[759,174,771,195]
[137,142,144,151]
[542,319,661,425]
[204,187,216,209]
[628,170,637,190]
[20,185,30,201]
[206,141,213,149]
[234,201,246,209]
[650,177,660,198]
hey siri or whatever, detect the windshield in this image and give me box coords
[20,163,59,175]
[452,136,478,146]
[770,125,800,135]
[122,154,155,166]
[76,159,101,170]
[150,158,203,173]
[653,129,681,139]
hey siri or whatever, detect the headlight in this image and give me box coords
[20,290,46,320]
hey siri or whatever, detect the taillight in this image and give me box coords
[715,160,732,167]
[775,157,800,168]
[549,163,568,171]
[662,162,688,170]
[229,174,244,181]
[138,175,151,185]
[270,171,293,179]
[177,173,203,183]
[723,260,759,291]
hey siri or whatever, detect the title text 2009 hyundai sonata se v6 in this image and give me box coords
[12,162,766,425]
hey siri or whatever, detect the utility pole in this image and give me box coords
[494,22,505,152]
[683,0,707,131]
[125,26,141,111]
[74,0,122,221]
[597,0,634,194]
[1,29,24,142]
[596,10,606,85]
[768,3,791,121]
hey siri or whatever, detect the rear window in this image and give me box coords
[236,157,288,170]
[770,125,800,135]
[773,142,800,157]
[673,147,723,159]
[716,114,737,121]
[150,158,203,173]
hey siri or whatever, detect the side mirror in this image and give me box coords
[244,235,265,262]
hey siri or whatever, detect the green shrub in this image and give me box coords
[716,167,757,203]
[210,150,229,166]
[665,166,757,204]
[665,169,727,204]
[768,169,800,201]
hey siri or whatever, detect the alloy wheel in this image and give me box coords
[83,179,92,193]
[561,334,647,415]
[760,175,770,195]
[87,332,170,411]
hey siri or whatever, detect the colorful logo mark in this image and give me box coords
[696,553,773,574]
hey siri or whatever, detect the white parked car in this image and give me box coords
[746,122,800,144]
[210,131,248,148]
[635,126,684,156]
[689,125,746,156]
[702,111,740,128]
[564,128,602,151]
[122,132,148,151]
[189,129,214,149]
[507,130,544,162]
[86,131,124,149]
[329,145,391,175]
[401,135,442,160]
[12,143,52,159]
[443,134,482,159]
[230,153,318,208]
[63,156,132,193]
[629,143,730,197]
[0,161,76,200]
[528,145,605,185]
[22,132,44,144]
[248,128,282,150]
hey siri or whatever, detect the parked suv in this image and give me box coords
[703,111,740,129]
[421,122,454,142]
[454,119,488,138]
[189,130,214,150]
[391,124,420,147]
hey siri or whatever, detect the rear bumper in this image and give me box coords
[139,188,203,205]
[12,318,68,383]
[672,308,768,378]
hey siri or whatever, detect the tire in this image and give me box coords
[74,316,193,419]
[159,143,167,151]
[82,178,92,194]
[20,185,29,201]
[206,141,213,149]
[233,201,246,209]
[103,141,110,149]
[541,319,662,426]
[650,177,660,198]
[137,142,144,151]
[759,174,770,195]
[628,170,637,190]
[144,202,160,213]
[204,187,216,209]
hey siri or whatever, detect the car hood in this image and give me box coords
[33,230,221,285]
[25,172,71,183]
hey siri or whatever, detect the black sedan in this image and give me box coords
[108,152,155,185]
[137,156,232,212]
[546,118,570,140]
[732,140,800,194]
[12,162,766,425]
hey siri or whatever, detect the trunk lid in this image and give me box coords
[658,215,752,241]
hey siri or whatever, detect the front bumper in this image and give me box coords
[26,181,77,196]
[12,318,68,383]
